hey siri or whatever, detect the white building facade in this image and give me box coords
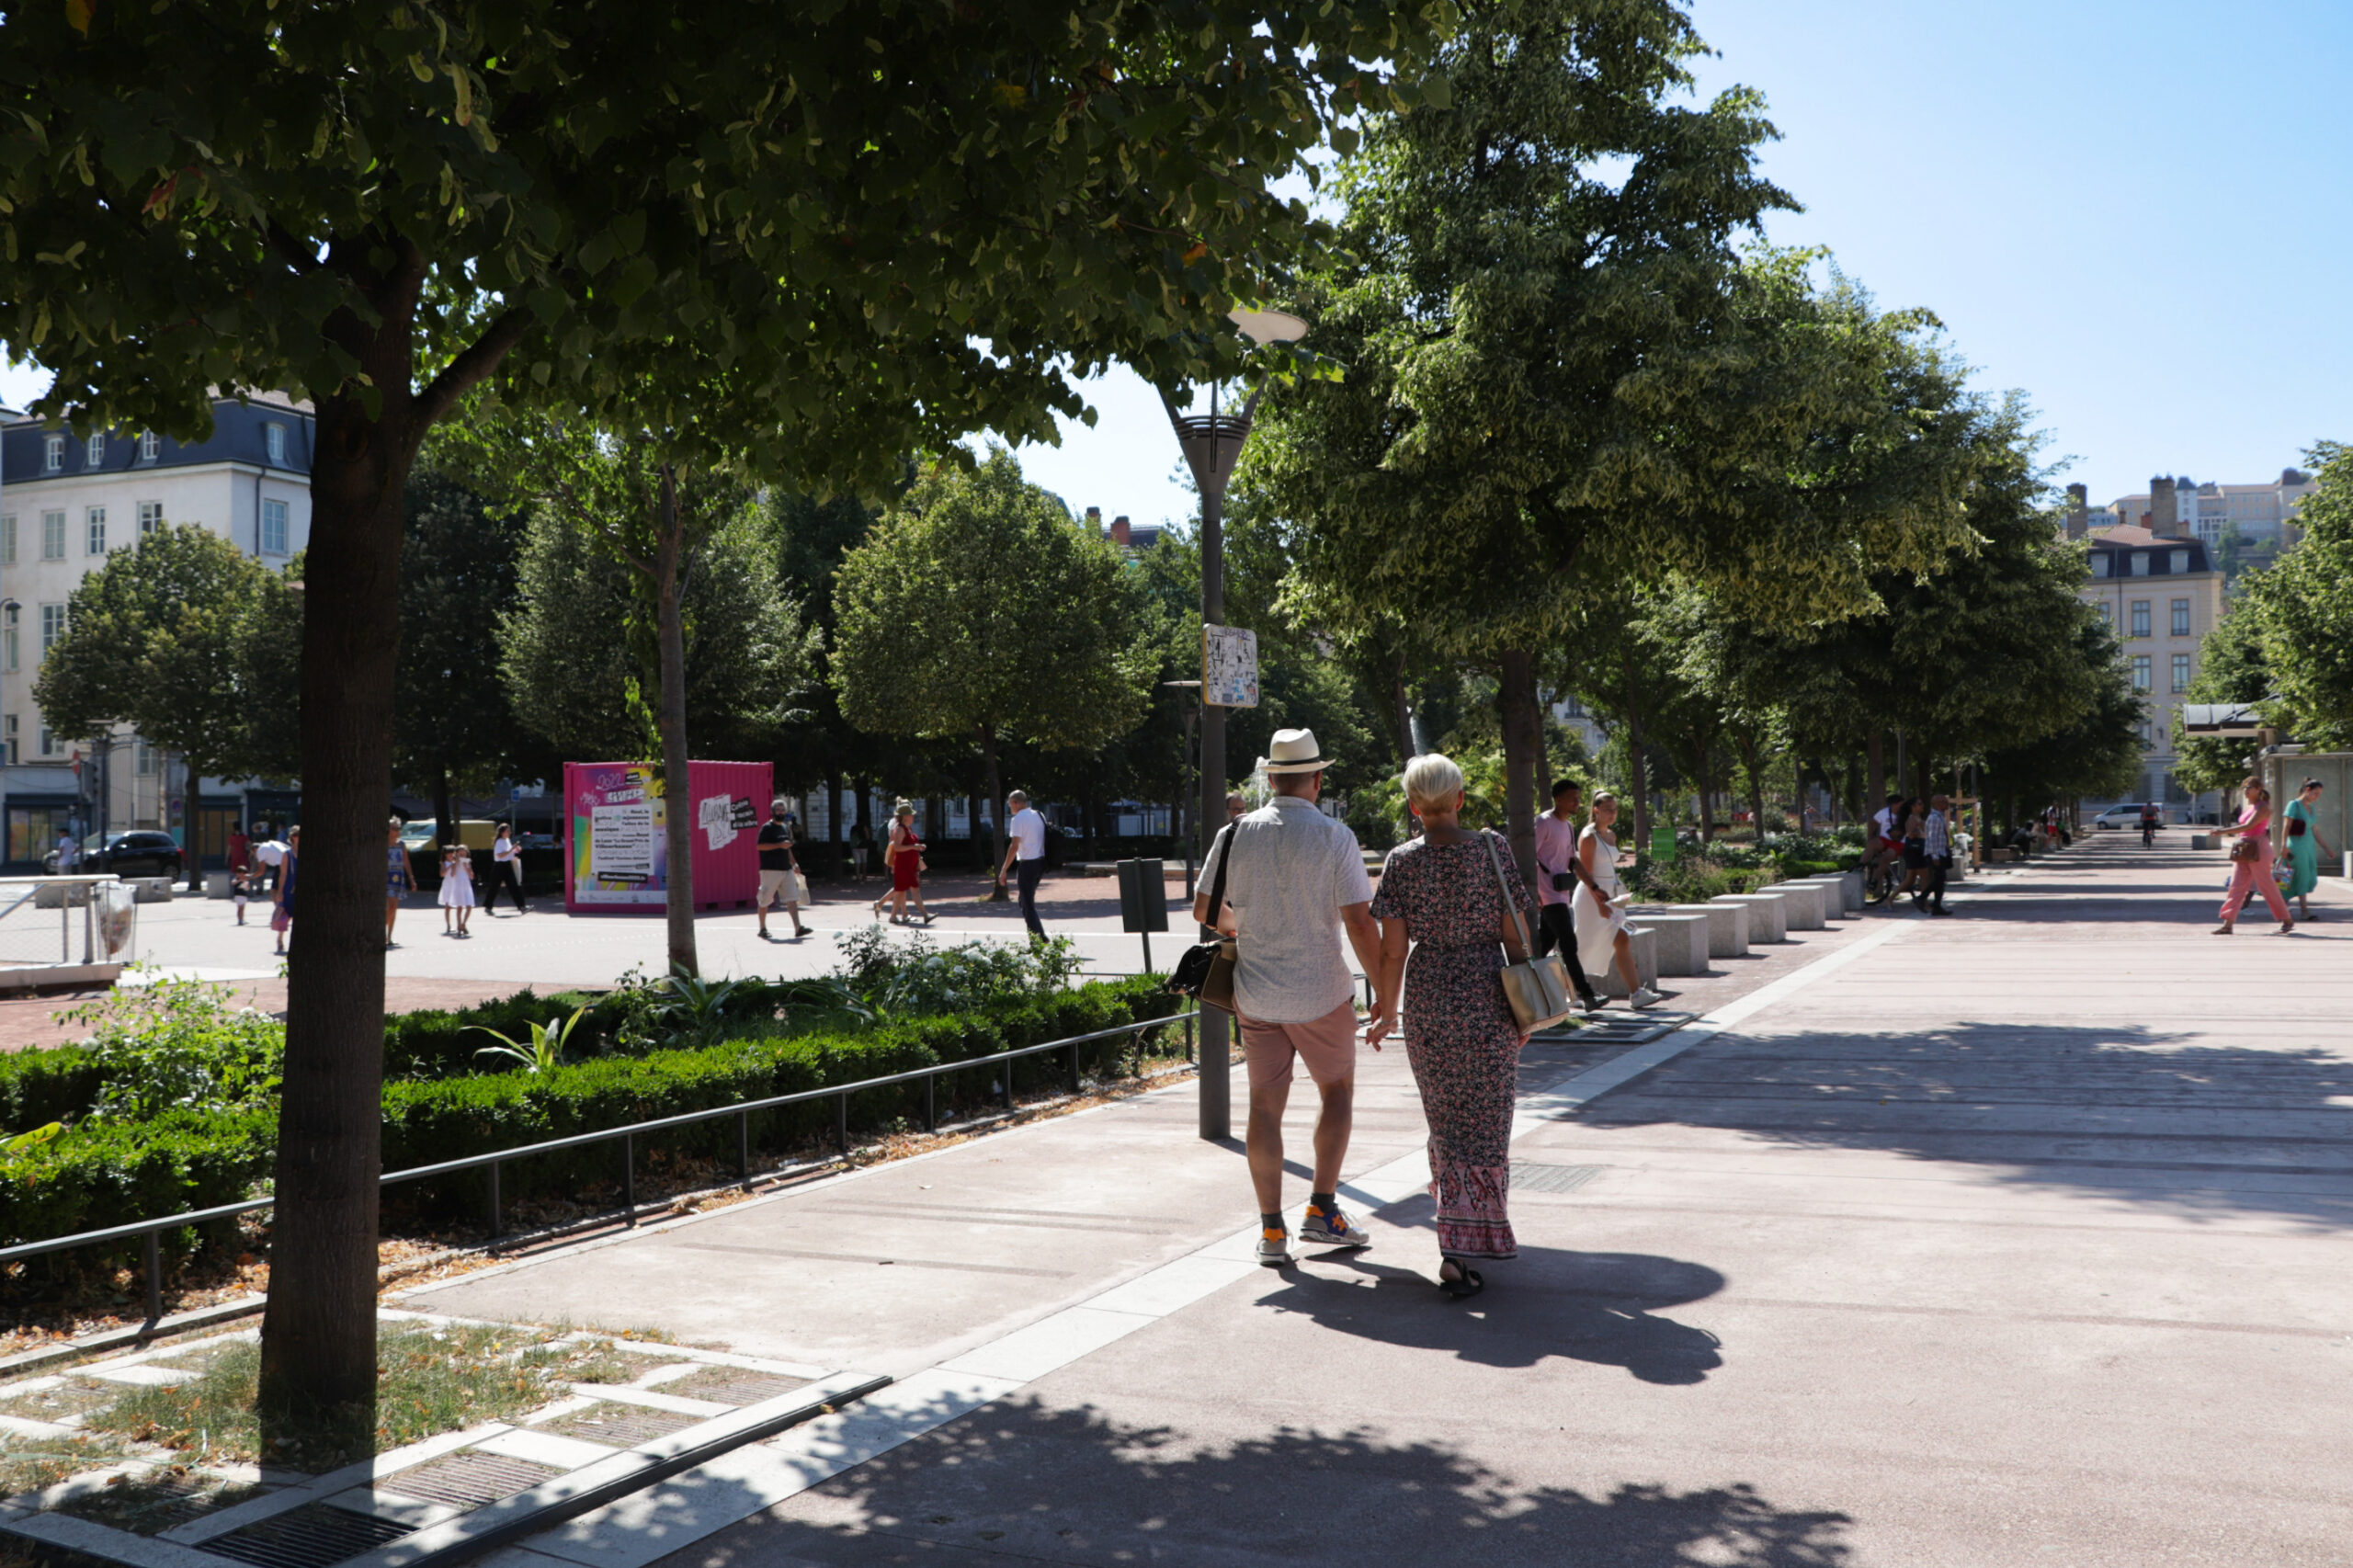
[0,396,313,868]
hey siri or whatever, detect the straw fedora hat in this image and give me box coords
[1259,729,1328,776]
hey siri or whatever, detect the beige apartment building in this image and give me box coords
[2065,480,2229,818]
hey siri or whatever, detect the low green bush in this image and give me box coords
[0,1108,274,1258]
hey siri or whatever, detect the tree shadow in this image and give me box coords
[1581,1017,2353,1226]
[685,1392,1850,1567]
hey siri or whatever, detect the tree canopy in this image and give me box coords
[2241,442,2353,749]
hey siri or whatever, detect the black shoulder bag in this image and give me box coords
[1167,824,1238,1015]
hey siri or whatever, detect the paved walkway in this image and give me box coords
[428,837,2347,1566]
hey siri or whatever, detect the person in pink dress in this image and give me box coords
[2214,776,2293,936]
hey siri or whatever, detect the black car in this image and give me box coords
[45,831,186,880]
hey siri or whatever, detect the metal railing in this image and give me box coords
[0,1006,1197,1326]
[0,875,139,970]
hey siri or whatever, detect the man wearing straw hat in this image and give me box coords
[1194,728,1382,1267]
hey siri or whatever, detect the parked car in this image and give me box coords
[45,830,186,879]
[2091,804,2176,830]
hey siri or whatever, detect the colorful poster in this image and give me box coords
[570,764,667,905]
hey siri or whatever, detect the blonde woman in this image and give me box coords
[1575,792,1662,1009]
[1365,753,1539,1300]
[2215,776,2292,935]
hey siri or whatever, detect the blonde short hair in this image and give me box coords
[1402,753,1464,814]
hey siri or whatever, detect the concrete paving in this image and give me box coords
[398,833,2353,1568]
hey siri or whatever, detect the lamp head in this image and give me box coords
[1227,308,1308,347]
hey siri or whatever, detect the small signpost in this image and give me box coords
[1116,858,1169,972]
[1203,623,1259,708]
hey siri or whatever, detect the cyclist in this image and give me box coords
[2139,801,2159,847]
[1865,793,1905,899]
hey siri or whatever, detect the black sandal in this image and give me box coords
[1438,1257,1485,1300]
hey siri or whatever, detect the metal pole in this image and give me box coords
[486,1159,501,1238]
[1197,386,1232,1142]
[142,1230,162,1324]
[621,1132,634,1221]
[737,1110,751,1187]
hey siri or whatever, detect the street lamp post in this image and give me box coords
[1163,307,1307,1142]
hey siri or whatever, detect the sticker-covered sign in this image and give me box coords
[1204,623,1259,709]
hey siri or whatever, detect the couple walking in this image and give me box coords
[2213,775,2333,934]
[1194,731,1552,1301]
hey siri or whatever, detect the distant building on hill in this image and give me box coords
[1084,505,1164,557]
[2075,469,2315,582]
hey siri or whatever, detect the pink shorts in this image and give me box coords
[1238,1001,1358,1092]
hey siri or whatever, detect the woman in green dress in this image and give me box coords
[2279,778,2335,921]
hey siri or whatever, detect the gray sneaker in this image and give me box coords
[1300,1207,1373,1249]
[1256,1228,1292,1267]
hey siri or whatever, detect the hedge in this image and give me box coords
[0,976,1181,1246]
[0,1044,104,1132]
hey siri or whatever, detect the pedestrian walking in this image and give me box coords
[756,799,811,940]
[1000,789,1050,938]
[1893,797,1930,903]
[1529,778,1602,1016]
[482,823,528,915]
[1365,752,1539,1301]
[232,862,257,925]
[1916,794,1954,915]
[2279,778,2333,922]
[384,816,418,949]
[873,799,933,926]
[53,830,75,872]
[438,841,476,936]
[1574,791,1663,1009]
[2214,777,2293,936]
[1194,729,1382,1267]
[272,827,299,956]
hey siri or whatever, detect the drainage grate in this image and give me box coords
[1511,1162,1603,1195]
[379,1450,565,1510]
[540,1403,704,1448]
[659,1368,810,1407]
[206,1504,415,1568]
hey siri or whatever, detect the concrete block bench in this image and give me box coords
[1627,910,1711,977]
[1593,924,1659,997]
[1711,892,1787,944]
[1793,873,1854,918]
[1770,881,1828,930]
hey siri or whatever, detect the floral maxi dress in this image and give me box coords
[1370,830,1535,1261]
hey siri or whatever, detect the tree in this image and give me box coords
[2244,442,2353,749]
[1979,617,2142,825]
[35,526,296,797]
[833,452,1158,881]
[4,0,1452,1419]
[395,471,529,840]
[2171,608,2271,797]
[1249,0,1979,883]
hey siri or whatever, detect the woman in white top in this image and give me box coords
[438,841,476,936]
[484,823,528,915]
[1574,792,1662,1009]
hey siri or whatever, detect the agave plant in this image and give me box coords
[472,1006,589,1074]
[0,1123,62,1155]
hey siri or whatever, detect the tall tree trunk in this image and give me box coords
[1620,653,1650,858]
[825,769,842,879]
[1867,731,1887,806]
[1497,649,1541,885]
[980,724,1006,899]
[260,372,406,1431]
[1392,648,1414,767]
[1696,744,1717,843]
[1742,736,1765,834]
[654,465,697,979]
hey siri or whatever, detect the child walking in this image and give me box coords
[439,842,477,936]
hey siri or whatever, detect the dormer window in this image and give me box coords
[2170,550,2188,574]
[2130,552,2151,576]
[41,435,62,473]
[265,423,287,465]
[138,431,160,461]
[2089,552,2110,579]
[85,433,105,466]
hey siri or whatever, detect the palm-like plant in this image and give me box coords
[472,1007,589,1074]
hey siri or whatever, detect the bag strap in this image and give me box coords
[1481,830,1533,960]
[1203,822,1237,935]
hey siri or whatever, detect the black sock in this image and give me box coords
[1309,1191,1336,1214]
[1261,1211,1285,1233]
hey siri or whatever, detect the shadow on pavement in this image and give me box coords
[1583,1019,2353,1225]
[685,1395,1849,1567]
[1257,1241,1727,1385]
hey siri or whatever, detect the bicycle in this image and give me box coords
[1864,848,1905,905]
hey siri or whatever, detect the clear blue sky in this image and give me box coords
[9,1,2347,528]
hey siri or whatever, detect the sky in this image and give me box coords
[7,1,2348,528]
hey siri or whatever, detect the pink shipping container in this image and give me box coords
[562,760,773,915]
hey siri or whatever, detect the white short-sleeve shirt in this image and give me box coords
[1198,796,1372,1023]
[1009,807,1047,861]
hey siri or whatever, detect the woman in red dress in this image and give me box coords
[872,799,933,926]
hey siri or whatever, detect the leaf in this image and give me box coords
[64,0,94,33]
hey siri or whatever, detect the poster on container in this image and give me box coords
[563,760,773,914]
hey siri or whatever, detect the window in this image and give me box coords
[85,433,106,466]
[36,725,52,758]
[39,604,65,655]
[2089,552,2110,579]
[41,435,63,473]
[2170,550,2189,574]
[4,606,17,674]
[2131,654,2152,690]
[2129,600,2151,639]
[265,423,287,465]
[2,716,16,767]
[85,506,106,556]
[2172,653,2192,692]
[40,511,64,561]
[2171,598,2190,637]
[138,502,164,538]
[2130,551,2151,576]
[135,742,155,777]
[138,431,160,461]
[260,498,290,556]
[2095,601,2112,628]
[0,516,12,566]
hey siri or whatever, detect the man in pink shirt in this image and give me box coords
[1530,778,1602,1016]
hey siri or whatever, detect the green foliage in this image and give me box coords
[831,929,1086,1017]
[2243,442,2353,749]
[1623,856,1779,905]
[396,468,532,800]
[55,977,284,1123]
[833,451,1159,758]
[0,1108,276,1253]
[31,525,298,782]
[471,1007,589,1075]
[2170,606,2271,796]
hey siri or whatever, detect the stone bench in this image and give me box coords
[1592,924,1659,998]
[1792,873,1854,918]
[1814,869,1864,913]
[1711,892,1787,944]
[1768,881,1828,930]
[1626,910,1711,977]
[1633,902,1745,960]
